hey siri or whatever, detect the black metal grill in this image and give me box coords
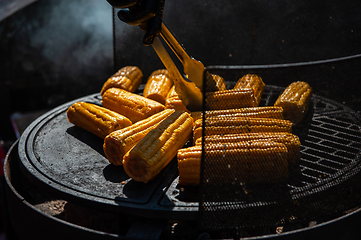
[17,84,361,226]
[16,57,361,238]
[199,63,361,232]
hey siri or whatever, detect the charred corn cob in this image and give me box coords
[178,140,289,185]
[212,74,226,91]
[195,132,301,167]
[274,81,312,124]
[67,102,132,139]
[103,109,175,166]
[102,88,165,123]
[165,85,190,112]
[193,117,293,142]
[205,89,257,110]
[233,74,265,106]
[123,111,193,183]
[143,69,173,105]
[101,66,143,95]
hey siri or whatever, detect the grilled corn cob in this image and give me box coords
[101,66,143,95]
[204,70,221,92]
[196,106,284,120]
[103,109,175,166]
[233,74,265,106]
[195,132,301,167]
[165,85,190,112]
[212,74,227,91]
[177,146,202,186]
[67,102,132,139]
[205,89,257,110]
[190,106,284,127]
[123,111,193,183]
[102,88,165,123]
[178,140,289,185]
[143,69,173,105]
[193,117,293,142]
[274,81,312,124]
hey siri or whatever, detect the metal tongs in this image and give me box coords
[151,22,215,111]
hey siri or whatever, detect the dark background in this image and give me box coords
[0,0,113,141]
[1,0,361,142]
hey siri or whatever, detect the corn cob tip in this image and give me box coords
[103,135,124,166]
[123,153,152,183]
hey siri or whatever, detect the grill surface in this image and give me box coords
[17,84,361,223]
[18,93,198,220]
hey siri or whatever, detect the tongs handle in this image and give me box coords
[160,22,205,90]
[152,37,184,83]
[160,22,190,65]
[151,37,203,111]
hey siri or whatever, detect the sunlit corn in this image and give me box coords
[123,111,193,183]
[103,109,175,166]
[143,69,173,105]
[102,88,165,123]
[101,66,143,95]
[67,101,132,139]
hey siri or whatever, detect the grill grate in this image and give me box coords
[199,83,361,231]
[296,97,361,188]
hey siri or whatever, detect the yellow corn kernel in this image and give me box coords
[178,140,289,185]
[195,132,301,167]
[103,109,175,166]
[193,117,293,143]
[102,88,165,123]
[205,89,257,110]
[274,81,312,124]
[233,74,265,106]
[123,111,193,183]
[101,66,143,95]
[67,101,132,139]
[143,69,173,105]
